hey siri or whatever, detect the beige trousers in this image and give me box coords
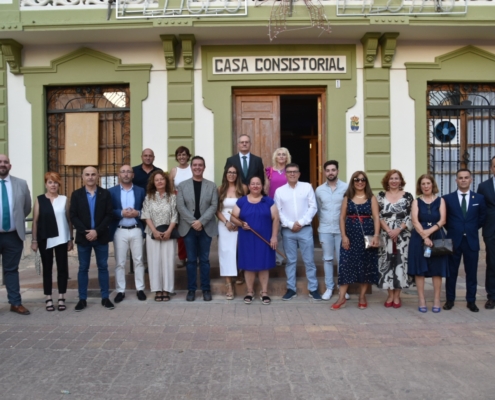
[146,237,176,293]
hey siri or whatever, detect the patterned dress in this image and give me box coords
[377,191,413,289]
[338,198,378,285]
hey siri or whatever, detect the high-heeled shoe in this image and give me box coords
[432,306,441,313]
[225,283,234,300]
[418,306,427,313]
[358,302,368,310]
[330,299,346,310]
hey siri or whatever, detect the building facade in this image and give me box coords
[0,0,494,198]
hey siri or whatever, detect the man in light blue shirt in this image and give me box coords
[315,160,348,301]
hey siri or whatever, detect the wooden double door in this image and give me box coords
[233,88,326,188]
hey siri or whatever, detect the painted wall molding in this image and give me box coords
[179,34,196,70]
[160,34,178,71]
[360,32,381,69]
[379,32,399,69]
[0,39,23,75]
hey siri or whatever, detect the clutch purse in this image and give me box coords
[151,224,180,240]
[364,235,386,249]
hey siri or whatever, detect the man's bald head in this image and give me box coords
[141,149,155,167]
[0,154,12,179]
[82,166,98,189]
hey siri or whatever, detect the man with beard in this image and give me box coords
[0,154,32,315]
[315,160,349,301]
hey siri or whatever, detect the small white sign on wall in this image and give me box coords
[349,114,361,133]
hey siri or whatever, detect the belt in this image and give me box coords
[347,215,370,223]
[118,225,138,230]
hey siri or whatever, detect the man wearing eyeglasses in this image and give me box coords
[274,163,321,301]
[225,134,265,186]
[109,165,147,303]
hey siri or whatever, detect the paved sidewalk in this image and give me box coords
[0,249,493,399]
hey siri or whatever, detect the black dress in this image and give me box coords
[408,197,449,277]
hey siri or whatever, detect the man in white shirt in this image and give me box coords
[315,160,348,301]
[274,163,321,301]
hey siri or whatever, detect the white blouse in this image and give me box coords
[47,195,71,249]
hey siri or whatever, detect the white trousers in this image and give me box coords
[114,227,145,292]
[146,237,176,293]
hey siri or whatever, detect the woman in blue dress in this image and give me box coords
[231,176,280,305]
[331,171,381,311]
[408,174,448,313]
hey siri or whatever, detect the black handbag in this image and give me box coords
[428,228,453,257]
[151,224,180,240]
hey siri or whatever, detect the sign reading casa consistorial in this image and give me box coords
[213,56,346,74]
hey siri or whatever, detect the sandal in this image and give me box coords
[154,292,163,302]
[162,293,171,302]
[235,270,245,285]
[260,292,271,305]
[45,299,55,312]
[226,283,234,300]
[244,292,254,304]
[57,298,66,311]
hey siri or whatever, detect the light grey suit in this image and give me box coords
[0,175,31,306]
[10,176,32,240]
[176,178,218,238]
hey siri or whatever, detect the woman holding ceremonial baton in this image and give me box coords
[231,176,280,305]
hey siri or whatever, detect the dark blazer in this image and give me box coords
[225,153,265,186]
[443,190,486,251]
[108,184,146,241]
[70,186,113,245]
[478,178,495,238]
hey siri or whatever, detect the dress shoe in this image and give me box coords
[136,290,147,301]
[75,299,87,312]
[443,300,454,310]
[114,292,125,303]
[101,298,115,310]
[467,302,479,312]
[10,304,30,315]
[485,299,495,310]
[186,290,196,302]
[203,290,212,301]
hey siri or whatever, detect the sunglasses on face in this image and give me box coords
[353,178,367,182]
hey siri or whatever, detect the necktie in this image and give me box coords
[1,179,10,231]
[461,193,467,217]
[242,156,248,178]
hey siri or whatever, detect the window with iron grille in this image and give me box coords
[46,85,131,197]
[427,83,495,195]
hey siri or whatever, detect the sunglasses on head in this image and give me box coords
[353,177,367,182]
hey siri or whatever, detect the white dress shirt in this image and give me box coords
[457,189,470,209]
[0,174,15,232]
[274,181,317,229]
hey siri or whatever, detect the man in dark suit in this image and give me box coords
[176,156,218,302]
[0,154,32,315]
[443,169,486,312]
[109,165,146,304]
[224,134,265,186]
[70,166,114,312]
[478,156,495,310]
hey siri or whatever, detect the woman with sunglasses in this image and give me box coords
[216,165,247,300]
[331,171,380,310]
[408,174,448,313]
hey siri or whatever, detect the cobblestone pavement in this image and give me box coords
[1,288,495,400]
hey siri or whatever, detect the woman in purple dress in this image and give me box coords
[231,176,279,305]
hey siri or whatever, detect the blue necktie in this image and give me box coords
[461,193,467,218]
[1,179,11,231]
[242,156,248,178]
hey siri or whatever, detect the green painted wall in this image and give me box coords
[0,48,6,155]
[201,45,357,184]
[406,45,495,179]
[21,47,151,197]
[363,67,391,190]
[167,68,194,169]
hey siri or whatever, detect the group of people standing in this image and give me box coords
[1,141,494,315]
